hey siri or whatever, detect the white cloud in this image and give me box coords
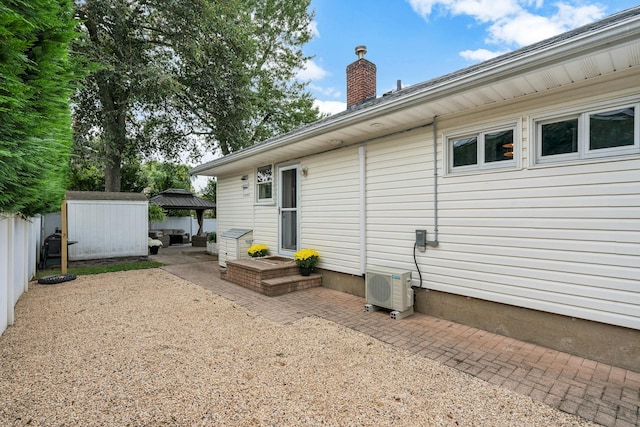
[309,20,320,38]
[406,0,439,17]
[314,100,346,116]
[407,0,520,21]
[297,59,329,81]
[487,5,605,46]
[449,0,521,22]
[459,48,505,61]
[309,83,342,98]
[554,3,606,28]
[406,0,608,60]
[487,12,561,46]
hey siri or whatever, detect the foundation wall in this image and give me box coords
[319,268,640,372]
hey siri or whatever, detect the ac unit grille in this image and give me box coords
[366,269,413,312]
[368,275,392,305]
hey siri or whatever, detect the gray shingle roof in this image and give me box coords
[149,189,216,210]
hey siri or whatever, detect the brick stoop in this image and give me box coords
[261,274,322,297]
[225,257,322,296]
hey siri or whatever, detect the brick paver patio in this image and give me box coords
[158,247,640,427]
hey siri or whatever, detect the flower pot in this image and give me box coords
[149,246,160,255]
[299,267,312,276]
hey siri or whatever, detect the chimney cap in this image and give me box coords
[355,45,367,59]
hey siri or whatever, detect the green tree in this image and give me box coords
[142,161,193,197]
[0,0,77,216]
[200,178,216,204]
[72,0,323,192]
[199,178,216,218]
[68,136,147,193]
[146,0,324,154]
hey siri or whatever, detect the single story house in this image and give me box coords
[191,7,640,371]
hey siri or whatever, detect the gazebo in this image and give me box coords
[149,189,216,236]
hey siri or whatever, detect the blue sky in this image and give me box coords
[301,0,640,115]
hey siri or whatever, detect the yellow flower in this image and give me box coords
[293,248,320,268]
[247,244,269,257]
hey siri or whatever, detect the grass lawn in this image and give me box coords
[36,261,163,278]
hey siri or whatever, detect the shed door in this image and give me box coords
[278,165,299,256]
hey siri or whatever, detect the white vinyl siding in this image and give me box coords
[366,129,435,272]
[300,147,361,275]
[432,157,640,329]
[254,204,278,251]
[216,173,259,251]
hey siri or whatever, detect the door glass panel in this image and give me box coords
[281,211,297,250]
[281,169,296,209]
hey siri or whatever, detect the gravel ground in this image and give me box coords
[0,269,594,426]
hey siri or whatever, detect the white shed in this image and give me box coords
[218,228,253,267]
[65,191,148,261]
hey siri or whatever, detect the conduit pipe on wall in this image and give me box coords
[427,116,439,247]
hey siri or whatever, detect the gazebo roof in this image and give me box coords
[149,189,216,210]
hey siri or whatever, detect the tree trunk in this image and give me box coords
[100,92,126,192]
[84,13,127,192]
[104,155,122,192]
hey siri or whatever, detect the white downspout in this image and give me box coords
[359,146,367,274]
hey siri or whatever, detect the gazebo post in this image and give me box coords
[196,209,204,236]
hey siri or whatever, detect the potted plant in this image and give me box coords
[293,248,320,276]
[148,237,163,255]
[206,232,218,255]
[247,244,268,258]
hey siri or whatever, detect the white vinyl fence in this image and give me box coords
[0,214,40,336]
[150,217,217,237]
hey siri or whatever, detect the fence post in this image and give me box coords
[61,199,68,274]
[0,216,10,332]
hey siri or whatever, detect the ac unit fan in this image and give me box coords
[366,269,413,312]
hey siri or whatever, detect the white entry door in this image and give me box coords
[278,165,299,256]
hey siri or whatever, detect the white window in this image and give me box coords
[256,165,273,202]
[447,124,517,173]
[534,102,639,165]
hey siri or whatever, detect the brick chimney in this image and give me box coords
[346,45,376,108]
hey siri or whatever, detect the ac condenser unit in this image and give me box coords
[365,269,413,313]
